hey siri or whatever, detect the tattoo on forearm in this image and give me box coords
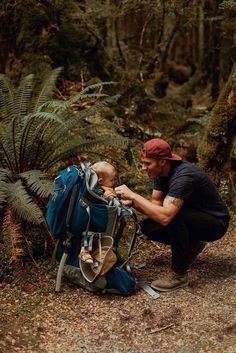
[163,196,183,208]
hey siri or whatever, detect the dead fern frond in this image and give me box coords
[3,209,25,263]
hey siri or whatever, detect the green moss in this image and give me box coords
[197,65,236,196]
[1,0,113,81]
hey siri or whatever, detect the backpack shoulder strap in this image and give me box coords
[66,184,78,229]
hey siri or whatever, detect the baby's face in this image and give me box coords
[102,169,116,188]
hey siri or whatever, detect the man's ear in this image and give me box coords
[159,159,166,166]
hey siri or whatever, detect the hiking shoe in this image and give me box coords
[151,272,189,292]
[188,241,206,265]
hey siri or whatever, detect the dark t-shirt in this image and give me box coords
[154,160,230,223]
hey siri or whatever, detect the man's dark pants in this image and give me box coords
[140,207,229,274]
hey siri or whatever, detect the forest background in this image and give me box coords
[0,1,235,352]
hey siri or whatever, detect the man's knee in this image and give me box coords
[140,218,161,234]
[140,218,170,243]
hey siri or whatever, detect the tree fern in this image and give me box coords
[0,70,128,263]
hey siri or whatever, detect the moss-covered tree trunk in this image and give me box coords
[197,64,236,203]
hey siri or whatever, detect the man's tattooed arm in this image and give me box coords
[163,195,184,209]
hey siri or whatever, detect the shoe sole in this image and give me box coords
[150,281,189,292]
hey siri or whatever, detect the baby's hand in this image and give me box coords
[103,190,116,200]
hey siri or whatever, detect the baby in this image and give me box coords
[79,161,118,264]
[92,161,117,200]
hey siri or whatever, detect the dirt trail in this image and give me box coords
[0,215,235,353]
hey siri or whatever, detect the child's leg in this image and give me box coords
[79,234,93,263]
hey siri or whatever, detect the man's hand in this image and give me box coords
[115,185,183,226]
[121,199,133,207]
[115,185,135,201]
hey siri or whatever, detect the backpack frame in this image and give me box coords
[46,163,142,295]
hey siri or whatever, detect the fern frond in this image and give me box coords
[2,208,10,240]
[79,81,116,95]
[32,67,63,112]
[36,101,108,166]
[37,99,66,113]
[2,208,25,263]
[21,113,63,169]
[20,170,53,198]
[0,125,18,171]
[41,96,116,149]
[24,111,64,123]
[65,92,109,107]
[38,92,110,113]
[27,94,118,168]
[0,91,11,122]
[0,168,12,181]
[15,74,34,117]
[19,112,63,171]
[0,74,15,97]
[6,180,44,224]
[0,74,16,121]
[10,221,25,263]
[1,116,25,173]
[0,169,9,206]
[44,136,128,171]
[12,117,20,173]
[40,81,115,112]
[0,182,7,206]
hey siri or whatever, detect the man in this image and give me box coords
[115,138,230,292]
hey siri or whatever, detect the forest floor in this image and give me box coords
[0,212,235,353]
[1,82,235,353]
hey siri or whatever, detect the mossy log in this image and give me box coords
[197,64,236,202]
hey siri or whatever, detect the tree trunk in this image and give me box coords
[197,63,236,203]
[198,0,205,75]
[209,0,221,100]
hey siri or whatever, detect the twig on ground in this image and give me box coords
[149,323,174,334]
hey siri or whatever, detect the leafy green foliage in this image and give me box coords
[0,68,127,262]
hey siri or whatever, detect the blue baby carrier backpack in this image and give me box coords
[46,163,142,295]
